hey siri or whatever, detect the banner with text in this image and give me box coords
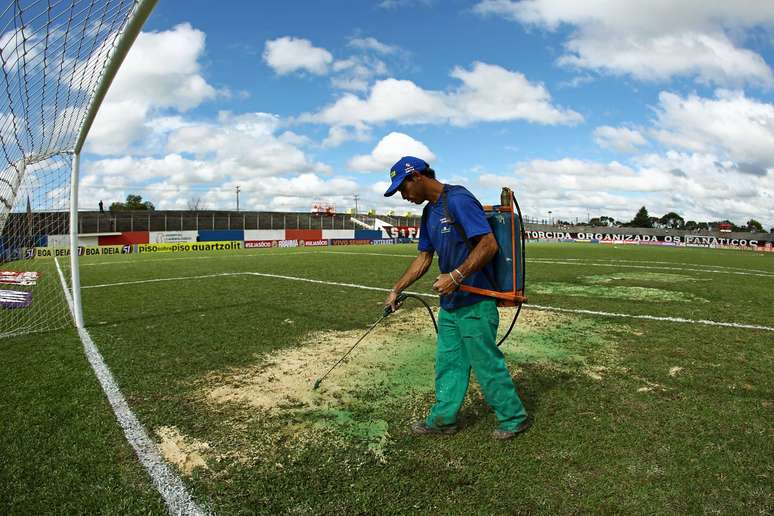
[525,231,768,249]
[136,241,242,253]
[29,245,131,258]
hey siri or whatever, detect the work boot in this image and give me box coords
[492,415,533,440]
[411,420,458,436]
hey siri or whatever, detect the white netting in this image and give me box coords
[1,0,144,338]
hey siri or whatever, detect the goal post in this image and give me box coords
[69,0,158,329]
[0,0,159,338]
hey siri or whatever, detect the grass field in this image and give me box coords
[2,243,772,513]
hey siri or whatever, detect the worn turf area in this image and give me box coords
[1,243,772,513]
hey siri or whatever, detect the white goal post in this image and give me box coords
[0,0,158,337]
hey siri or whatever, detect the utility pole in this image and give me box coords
[353,194,359,214]
[236,185,241,212]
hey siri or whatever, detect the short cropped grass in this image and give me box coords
[1,243,772,513]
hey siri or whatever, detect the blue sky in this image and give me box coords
[80,0,774,228]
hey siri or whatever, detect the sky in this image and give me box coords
[78,0,774,228]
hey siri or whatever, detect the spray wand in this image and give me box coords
[312,293,408,390]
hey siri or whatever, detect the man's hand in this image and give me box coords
[432,273,458,296]
[384,290,401,313]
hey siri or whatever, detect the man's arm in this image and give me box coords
[432,233,498,296]
[384,250,434,311]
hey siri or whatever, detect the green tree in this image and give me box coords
[659,211,685,229]
[629,206,653,228]
[697,222,709,230]
[600,216,617,226]
[109,194,155,212]
[745,219,763,232]
[684,220,698,230]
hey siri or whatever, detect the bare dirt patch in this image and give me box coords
[203,306,574,415]
[198,306,619,464]
[154,426,210,476]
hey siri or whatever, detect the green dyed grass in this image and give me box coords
[2,243,772,513]
[583,271,708,283]
[531,281,708,303]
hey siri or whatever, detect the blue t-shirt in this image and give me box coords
[419,185,496,311]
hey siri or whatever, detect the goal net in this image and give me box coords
[0,0,157,338]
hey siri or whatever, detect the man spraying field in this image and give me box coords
[383,156,531,440]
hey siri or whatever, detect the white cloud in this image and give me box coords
[347,132,436,172]
[309,78,448,126]
[263,36,333,75]
[474,0,774,86]
[348,37,397,54]
[593,126,648,153]
[108,24,216,111]
[87,23,217,155]
[304,61,581,145]
[167,112,330,178]
[322,124,371,148]
[330,55,390,92]
[652,90,774,168]
[478,151,773,227]
[262,36,396,93]
[81,156,354,212]
[447,62,583,125]
[86,100,149,155]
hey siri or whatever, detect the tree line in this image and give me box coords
[587,206,770,233]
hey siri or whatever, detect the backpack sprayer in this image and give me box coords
[459,187,527,307]
[313,186,527,391]
[457,186,528,347]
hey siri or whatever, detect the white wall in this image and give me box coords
[244,229,286,241]
[47,234,99,247]
[149,230,198,243]
[322,229,355,239]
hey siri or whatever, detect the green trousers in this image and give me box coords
[426,299,528,431]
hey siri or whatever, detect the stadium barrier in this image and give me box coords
[22,227,774,259]
[24,238,399,259]
[525,231,771,250]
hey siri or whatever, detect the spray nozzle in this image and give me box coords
[383,292,408,317]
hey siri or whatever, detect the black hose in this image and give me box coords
[399,292,521,348]
[399,190,526,347]
[496,303,521,347]
[398,293,437,333]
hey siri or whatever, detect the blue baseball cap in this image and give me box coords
[384,156,429,197]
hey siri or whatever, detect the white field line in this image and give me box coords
[543,258,774,274]
[83,271,774,332]
[54,258,206,516]
[526,304,774,332]
[80,250,320,267]
[319,250,416,259]
[529,259,774,278]
[320,250,774,278]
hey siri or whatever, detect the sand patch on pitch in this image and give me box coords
[199,306,619,464]
[154,426,210,475]
[204,307,573,414]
